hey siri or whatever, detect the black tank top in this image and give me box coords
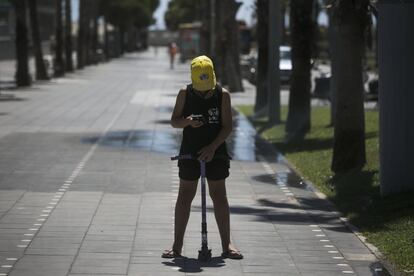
[179,84,229,159]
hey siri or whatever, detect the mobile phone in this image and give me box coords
[191,114,205,123]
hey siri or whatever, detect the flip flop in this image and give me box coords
[161,249,182,258]
[221,249,244,259]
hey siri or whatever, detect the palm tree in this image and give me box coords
[28,0,49,80]
[65,0,74,71]
[331,0,368,172]
[254,0,268,114]
[11,0,31,86]
[285,0,314,142]
[54,0,65,77]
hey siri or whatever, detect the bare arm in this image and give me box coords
[198,89,233,161]
[171,89,203,129]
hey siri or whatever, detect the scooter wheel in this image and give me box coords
[198,249,212,262]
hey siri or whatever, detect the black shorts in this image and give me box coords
[178,159,230,181]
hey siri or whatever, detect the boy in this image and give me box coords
[162,55,243,259]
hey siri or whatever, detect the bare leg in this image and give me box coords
[207,179,239,253]
[171,178,198,253]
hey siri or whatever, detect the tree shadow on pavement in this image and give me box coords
[196,198,353,233]
[0,94,26,102]
[162,256,226,273]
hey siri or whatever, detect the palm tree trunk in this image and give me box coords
[331,0,368,172]
[28,0,49,80]
[91,15,98,63]
[199,0,210,55]
[119,27,126,55]
[103,16,110,60]
[12,0,31,87]
[84,2,92,65]
[280,0,286,45]
[54,0,65,77]
[328,11,337,127]
[77,0,86,69]
[285,0,314,142]
[254,0,268,114]
[65,0,74,71]
[90,0,99,64]
[216,0,243,92]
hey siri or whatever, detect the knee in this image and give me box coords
[177,182,197,205]
[209,189,228,205]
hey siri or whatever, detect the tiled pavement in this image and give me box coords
[0,50,385,275]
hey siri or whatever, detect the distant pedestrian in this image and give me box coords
[162,55,243,259]
[168,42,178,69]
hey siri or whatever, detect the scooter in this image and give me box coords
[171,154,212,262]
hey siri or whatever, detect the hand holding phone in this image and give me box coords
[187,114,205,128]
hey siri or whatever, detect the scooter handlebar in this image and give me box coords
[170,154,231,161]
[170,154,193,161]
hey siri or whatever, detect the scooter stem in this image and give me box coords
[200,160,208,247]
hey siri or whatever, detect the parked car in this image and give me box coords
[366,77,378,101]
[279,46,292,83]
[244,46,292,85]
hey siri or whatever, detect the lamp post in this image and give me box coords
[378,0,414,195]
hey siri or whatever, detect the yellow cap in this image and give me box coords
[191,55,216,91]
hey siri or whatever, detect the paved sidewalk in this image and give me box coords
[0,49,384,276]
